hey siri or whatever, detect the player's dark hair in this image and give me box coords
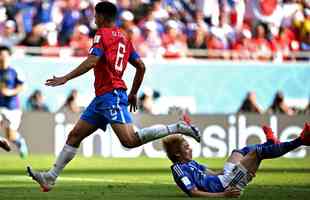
[0,46,12,55]
[95,1,118,22]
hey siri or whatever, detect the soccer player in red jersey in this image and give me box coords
[27,1,200,192]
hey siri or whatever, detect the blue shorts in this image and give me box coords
[204,176,225,193]
[80,89,132,131]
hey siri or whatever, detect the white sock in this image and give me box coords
[12,132,23,149]
[136,124,178,144]
[48,144,77,178]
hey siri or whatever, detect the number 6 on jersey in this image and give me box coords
[115,42,126,72]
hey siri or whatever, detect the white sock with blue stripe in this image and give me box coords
[136,124,178,144]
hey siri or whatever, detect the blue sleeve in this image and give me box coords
[193,160,207,172]
[13,69,24,85]
[172,165,196,193]
[89,47,104,57]
[129,51,140,63]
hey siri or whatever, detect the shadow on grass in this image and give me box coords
[0,182,186,200]
[1,167,310,175]
[0,181,309,200]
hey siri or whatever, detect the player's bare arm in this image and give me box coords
[0,84,23,96]
[190,186,241,198]
[128,58,145,112]
[45,55,99,87]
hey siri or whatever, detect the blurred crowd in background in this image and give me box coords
[0,0,309,60]
[1,0,309,115]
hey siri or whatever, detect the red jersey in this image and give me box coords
[89,27,139,96]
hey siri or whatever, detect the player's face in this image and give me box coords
[179,141,192,162]
[95,13,103,27]
[0,50,10,68]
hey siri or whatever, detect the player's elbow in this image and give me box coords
[132,59,146,74]
[189,188,200,197]
[137,62,146,75]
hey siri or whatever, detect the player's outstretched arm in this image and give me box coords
[128,58,145,112]
[189,187,241,198]
[45,55,99,87]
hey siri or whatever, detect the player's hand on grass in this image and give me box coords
[224,186,241,198]
[128,93,137,112]
[45,76,68,87]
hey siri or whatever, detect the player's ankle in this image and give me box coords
[47,171,58,180]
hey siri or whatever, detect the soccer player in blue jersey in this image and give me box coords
[163,123,310,197]
[27,1,200,192]
[0,46,28,158]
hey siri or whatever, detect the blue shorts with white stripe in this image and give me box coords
[80,89,132,131]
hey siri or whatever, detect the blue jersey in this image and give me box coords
[171,160,224,195]
[0,67,24,109]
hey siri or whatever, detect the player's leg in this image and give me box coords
[0,136,10,151]
[111,123,141,147]
[2,110,28,158]
[111,121,201,148]
[108,89,200,147]
[254,122,310,160]
[240,122,310,175]
[220,123,309,191]
[232,125,279,157]
[219,125,299,190]
[5,128,28,157]
[49,119,98,177]
[27,119,98,192]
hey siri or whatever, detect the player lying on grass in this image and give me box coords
[163,123,310,198]
[27,1,200,192]
[0,137,10,151]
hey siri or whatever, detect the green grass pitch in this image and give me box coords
[0,155,309,200]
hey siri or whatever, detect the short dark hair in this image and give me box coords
[95,1,118,22]
[0,46,12,55]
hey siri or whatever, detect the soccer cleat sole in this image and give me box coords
[190,126,201,143]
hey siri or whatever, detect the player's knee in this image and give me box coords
[119,138,139,148]
[248,150,260,161]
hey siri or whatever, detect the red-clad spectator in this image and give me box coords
[270,27,300,60]
[232,28,256,60]
[161,20,188,58]
[251,23,273,60]
[69,25,92,57]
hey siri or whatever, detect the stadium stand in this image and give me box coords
[0,0,309,60]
